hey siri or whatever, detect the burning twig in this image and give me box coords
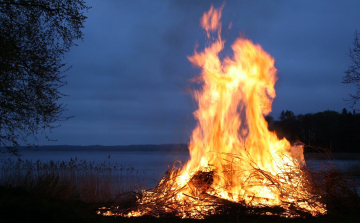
[99,4,358,220]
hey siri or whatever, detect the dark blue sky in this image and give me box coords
[38,0,360,146]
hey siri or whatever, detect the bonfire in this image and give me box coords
[98,5,331,219]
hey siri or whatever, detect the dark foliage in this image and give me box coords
[267,108,360,153]
[343,30,360,108]
[0,0,90,153]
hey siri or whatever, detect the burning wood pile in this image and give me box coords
[98,151,327,219]
[98,5,357,219]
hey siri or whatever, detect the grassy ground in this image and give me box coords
[0,186,108,223]
[1,185,360,223]
[1,155,360,223]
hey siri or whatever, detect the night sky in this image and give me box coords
[38,0,360,146]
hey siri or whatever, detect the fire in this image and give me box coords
[99,5,326,219]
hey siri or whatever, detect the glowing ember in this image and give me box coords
[99,5,326,219]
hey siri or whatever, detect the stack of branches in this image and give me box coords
[99,151,359,219]
[218,151,326,217]
[98,162,222,218]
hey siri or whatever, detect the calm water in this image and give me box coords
[1,147,359,190]
[0,148,190,187]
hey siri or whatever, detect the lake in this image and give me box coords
[0,145,190,188]
[1,145,359,190]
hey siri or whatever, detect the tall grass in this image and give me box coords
[0,157,147,203]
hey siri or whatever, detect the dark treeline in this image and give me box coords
[266,109,360,153]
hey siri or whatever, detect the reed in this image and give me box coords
[0,157,147,203]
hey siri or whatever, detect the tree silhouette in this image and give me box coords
[0,0,90,153]
[343,30,360,108]
[273,110,299,143]
[266,109,360,153]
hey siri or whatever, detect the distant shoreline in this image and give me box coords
[11,144,189,152]
[6,144,360,160]
[304,153,360,160]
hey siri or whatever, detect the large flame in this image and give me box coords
[99,5,326,219]
[174,5,323,214]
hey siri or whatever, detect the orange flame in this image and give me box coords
[184,4,286,193]
[200,4,224,39]
[100,5,326,219]
[176,4,325,214]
